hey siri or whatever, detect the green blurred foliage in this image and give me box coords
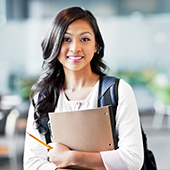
[14,77,37,100]
[113,68,159,85]
[111,68,170,105]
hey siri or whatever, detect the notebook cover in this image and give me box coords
[49,106,114,152]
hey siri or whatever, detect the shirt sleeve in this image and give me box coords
[100,79,144,170]
[23,104,57,170]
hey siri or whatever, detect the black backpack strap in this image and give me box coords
[98,76,120,149]
[45,98,59,144]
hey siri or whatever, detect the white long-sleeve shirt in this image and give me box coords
[24,79,144,170]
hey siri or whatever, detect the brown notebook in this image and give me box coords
[48,106,114,152]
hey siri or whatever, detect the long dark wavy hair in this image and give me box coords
[30,6,108,134]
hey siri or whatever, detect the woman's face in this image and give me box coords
[58,19,97,73]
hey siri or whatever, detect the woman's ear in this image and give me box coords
[94,43,98,53]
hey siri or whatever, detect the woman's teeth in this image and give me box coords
[68,56,83,60]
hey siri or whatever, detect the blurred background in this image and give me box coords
[0,0,170,169]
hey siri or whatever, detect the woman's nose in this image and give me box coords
[69,40,81,53]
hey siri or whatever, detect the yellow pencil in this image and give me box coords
[27,132,52,150]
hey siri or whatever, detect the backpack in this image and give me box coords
[42,75,157,170]
[98,76,157,170]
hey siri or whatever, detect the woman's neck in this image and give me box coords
[63,71,99,101]
[63,70,99,91]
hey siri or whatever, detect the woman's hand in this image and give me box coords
[48,143,106,170]
[48,142,73,168]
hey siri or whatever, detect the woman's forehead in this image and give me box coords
[65,19,94,35]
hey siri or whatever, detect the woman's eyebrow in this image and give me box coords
[80,31,93,36]
[64,31,93,36]
[64,32,72,36]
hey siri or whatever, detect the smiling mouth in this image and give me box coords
[67,56,84,61]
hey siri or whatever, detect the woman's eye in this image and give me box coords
[81,38,90,42]
[63,38,71,42]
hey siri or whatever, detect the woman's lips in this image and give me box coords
[67,55,84,62]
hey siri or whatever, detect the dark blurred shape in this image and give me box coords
[6,0,29,20]
[4,0,170,20]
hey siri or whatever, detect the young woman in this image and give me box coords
[24,6,144,170]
